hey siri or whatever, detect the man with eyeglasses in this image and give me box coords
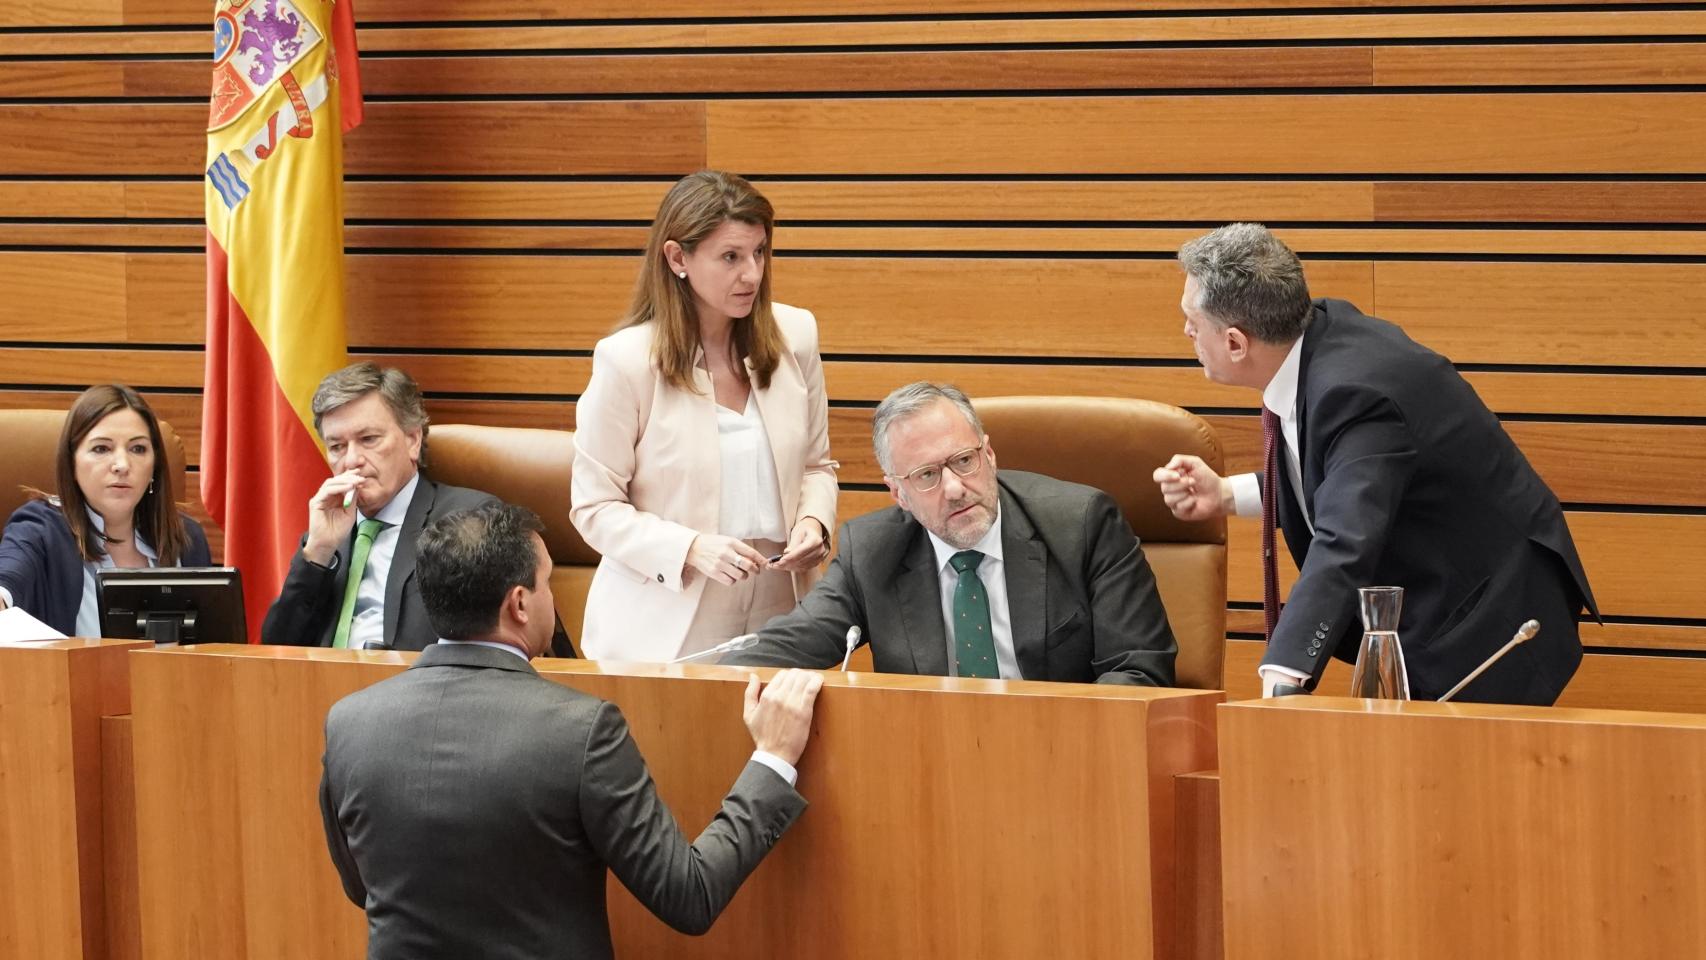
[726,382,1176,685]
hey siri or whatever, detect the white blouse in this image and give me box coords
[79,508,158,638]
[716,392,787,541]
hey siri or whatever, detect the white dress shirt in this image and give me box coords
[78,508,159,638]
[435,637,799,786]
[1226,338,1314,689]
[926,512,1020,680]
[715,392,787,541]
[1229,336,1312,534]
[346,473,419,651]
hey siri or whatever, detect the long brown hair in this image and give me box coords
[43,385,190,564]
[620,170,785,392]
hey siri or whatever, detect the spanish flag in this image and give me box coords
[202,0,363,641]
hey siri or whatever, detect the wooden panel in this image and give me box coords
[708,94,1706,174]
[1206,415,1706,508]
[1375,43,1706,86]
[127,645,1220,960]
[3,351,1702,422]
[1375,181,1706,224]
[18,220,1706,258]
[1174,771,1224,960]
[1220,698,1706,958]
[9,11,1706,52]
[0,641,147,960]
[0,102,704,176]
[1228,512,1706,620]
[100,716,141,960]
[0,253,128,343]
[28,177,1698,226]
[0,62,124,97]
[1373,261,1706,366]
[9,178,1383,222]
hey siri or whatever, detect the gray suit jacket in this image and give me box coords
[319,643,806,960]
[728,470,1176,685]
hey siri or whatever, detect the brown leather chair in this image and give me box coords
[427,424,601,639]
[0,408,190,522]
[972,396,1227,690]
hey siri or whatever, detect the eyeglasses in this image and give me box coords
[888,445,986,493]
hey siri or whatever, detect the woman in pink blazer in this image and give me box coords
[571,171,839,662]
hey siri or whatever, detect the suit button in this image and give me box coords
[1314,630,1327,640]
[1307,648,1319,657]
[656,573,664,583]
[1319,621,1330,631]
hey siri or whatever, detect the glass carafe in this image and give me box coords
[1349,586,1410,699]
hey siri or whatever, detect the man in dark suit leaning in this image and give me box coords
[319,501,824,959]
[1153,223,1597,703]
[261,362,573,655]
[727,381,1176,685]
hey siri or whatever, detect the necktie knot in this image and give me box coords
[355,518,384,543]
[949,550,983,575]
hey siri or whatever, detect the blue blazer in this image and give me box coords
[0,499,212,636]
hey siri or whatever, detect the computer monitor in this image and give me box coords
[98,567,247,645]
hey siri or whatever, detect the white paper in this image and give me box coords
[0,606,69,644]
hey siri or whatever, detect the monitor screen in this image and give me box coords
[98,567,247,645]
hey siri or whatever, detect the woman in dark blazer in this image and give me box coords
[0,384,211,636]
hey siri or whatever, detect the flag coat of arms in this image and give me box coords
[203,0,363,640]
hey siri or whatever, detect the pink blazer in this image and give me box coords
[570,303,839,661]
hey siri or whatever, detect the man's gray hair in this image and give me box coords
[871,382,984,475]
[1177,222,1313,344]
[311,361,431,465]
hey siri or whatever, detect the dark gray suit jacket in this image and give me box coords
[262,473,575,656]
[1268,299,1598,704]
[728,470,1176,685]
[319,642,806,960]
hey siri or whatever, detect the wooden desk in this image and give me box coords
[128,644,1219,960]
[0,639,148,960]
[1218,697,1706,960]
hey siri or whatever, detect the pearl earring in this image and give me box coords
[677,271,687,279]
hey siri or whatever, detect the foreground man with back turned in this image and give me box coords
[1153,223,1597,703]
[319,502,823,959]
[729,381,1176,685]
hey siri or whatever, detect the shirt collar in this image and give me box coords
[361,471,420,527]
[1261,336,1306,419]
[437,638,531,662]
[927,510,1004,574]
[86,506,158,561]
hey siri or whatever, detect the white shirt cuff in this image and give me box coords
[1259,664,1312,696]
[0,586,12,609]
[1229,472,1263,518]
[750,750,798,787]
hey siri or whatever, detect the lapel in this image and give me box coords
[1277,305,1322,563]
[894,524,949,676]
[998,485,1049,680]
[383,474,436,648]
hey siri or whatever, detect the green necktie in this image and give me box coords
[332,518,385,650]
[950,550,999,679]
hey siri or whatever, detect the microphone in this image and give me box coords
[840,625,862,672]
[670,633,760,664]
[1436,619,1540,703]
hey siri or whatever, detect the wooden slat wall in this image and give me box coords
[3,2,1704,705]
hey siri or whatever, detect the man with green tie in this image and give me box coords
[261,362,575,655]
[727,382,1175,685]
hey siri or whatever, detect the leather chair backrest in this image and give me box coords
[0,408,190,522]
[426,424,600,636]
[971,396,1228,690]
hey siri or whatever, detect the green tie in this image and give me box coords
[332,518,385,649]
[950,550,999,679]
